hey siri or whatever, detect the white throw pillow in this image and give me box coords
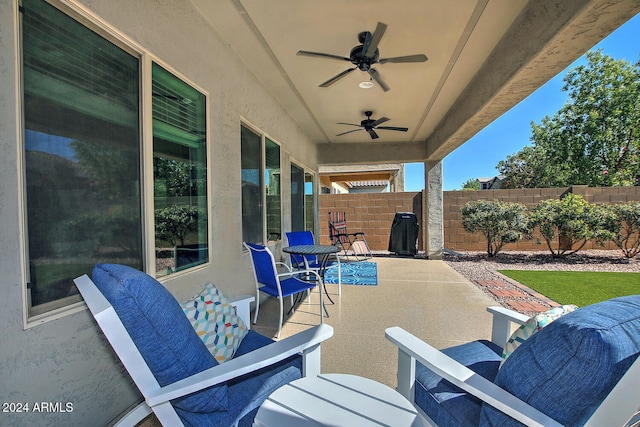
[181,283,248,363]
[500,304,578,368]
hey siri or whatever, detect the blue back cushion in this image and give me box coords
[286,231,317,265]
[92,263,228,412]
[480,295,640,426]
[245,243,278,290]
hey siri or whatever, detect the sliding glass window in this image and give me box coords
[152,63,208,277]
[305,172,316,232]
[241,127,282,245]
[265,138,282,242]
[291,166,316,233]
[241,125,263,244]
[22,0,143,315]
[21,0,210,317]
[290,163,305,232]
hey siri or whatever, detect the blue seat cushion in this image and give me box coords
[260,277,315,298]
[91,264,228,413]
[234,330,278,356]
[480,295,640,426]
[176,330,303,427]
[414,339,502,427]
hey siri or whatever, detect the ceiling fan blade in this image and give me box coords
[376,126,409,132]
[364,22,387,58]
[319,67,357,87]
[379,54,428,64]
[297,50,351,62]
[367,68,389,91]
[336,122,362,127]
[371,117,390,127]
[336,128,364,136]
[367,129,380,139]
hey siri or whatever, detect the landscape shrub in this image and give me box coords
[609,201,640,258]
[460,194,639,259]
[461,200,530,257]
[530,194,603,257]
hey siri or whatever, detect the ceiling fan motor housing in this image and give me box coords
[357,31,370,44]
[350,45,379,71]
[361,119,376,128]
[361,111,375,128]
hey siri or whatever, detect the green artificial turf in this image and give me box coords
[497,270,640,307]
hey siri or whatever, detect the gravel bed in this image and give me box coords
[444,249,639,279]
[442,249,640,311]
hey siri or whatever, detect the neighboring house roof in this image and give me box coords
[478,175,505,189]
[347,180,388,188]
[319,164,404,192]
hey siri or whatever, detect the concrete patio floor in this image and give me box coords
[251,256,498,388]
[137,256,498,426]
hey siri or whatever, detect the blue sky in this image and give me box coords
[404,13,640,191]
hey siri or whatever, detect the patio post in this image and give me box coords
[424,160,444,259]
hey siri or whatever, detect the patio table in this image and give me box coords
[283,244,339,317]
[253,373,423,426]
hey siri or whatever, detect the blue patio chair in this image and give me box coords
[285,230,321,270]
[244,242,323,338]
[386,296,640,427]
[74,264,333,427]
[285,230,342,295]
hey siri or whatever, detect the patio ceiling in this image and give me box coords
[189,0,640,165]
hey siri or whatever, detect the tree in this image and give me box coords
[461,178,480,190]
[499,50,640,188]
[72,139,140,200]
[154,157,192,197]
[461,200,530,256]
[497,145,569,188]
[155,205,201,247]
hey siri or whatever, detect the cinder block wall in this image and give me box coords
[444,185,640,251]
[319,192,422,251]
[319,186,640,252]
[443,187,566,251]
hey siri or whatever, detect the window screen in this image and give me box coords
[22,0,143,314]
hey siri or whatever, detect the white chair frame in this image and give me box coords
[386,306,640,427]
[75,274,334,427]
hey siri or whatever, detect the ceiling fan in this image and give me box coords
[336,111,408,140]
[297,22,427,91]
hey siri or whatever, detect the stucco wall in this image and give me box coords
[0,1,318,425]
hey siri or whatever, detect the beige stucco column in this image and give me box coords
[424,160,444,259]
